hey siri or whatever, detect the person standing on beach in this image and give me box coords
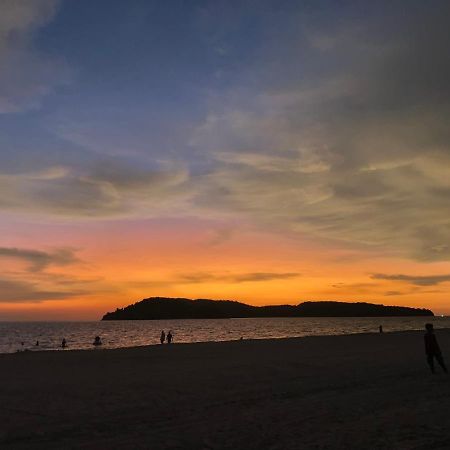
[160,330,165,344]
[61,338,67,349]
[167,330,173,344]
[424,323,448,374]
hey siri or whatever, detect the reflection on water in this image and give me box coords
[0,316,448,354]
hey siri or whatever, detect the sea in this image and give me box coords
[1,316,449,354]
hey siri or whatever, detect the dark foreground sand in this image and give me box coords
[1,330,449,450]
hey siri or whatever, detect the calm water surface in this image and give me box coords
[0,316,449,354]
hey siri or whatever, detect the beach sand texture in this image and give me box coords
[1,330,449,449]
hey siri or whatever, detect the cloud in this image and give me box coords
[204,227,235,246]
[383,291,404,296]
[0,162,190,218]
[0,247,79,271]
[331,283,376,289]
[0,1,449,266]
[231,272,299,282]
[0,245,105,303]
[0,0,57,38]
[176,271,300,284]
[189,1,450,261]
[0,277,87,303]
[371,273,450,287]
[0,0,68,113]
[0,264,108,303]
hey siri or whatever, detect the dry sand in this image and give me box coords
[1,329,449,450]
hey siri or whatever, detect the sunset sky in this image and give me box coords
[1,0,449,320]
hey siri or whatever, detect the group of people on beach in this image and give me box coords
[18,335,103,351]
[60,336,102,349]
[160,330,173,344]
[17,324,447,376]
[21,330,176,351]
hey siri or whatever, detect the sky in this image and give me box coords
[0,0,449,320]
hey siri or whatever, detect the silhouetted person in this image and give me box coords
[160,330,165,344]
[379,325,383,333]
[93,336,102,346]
[61,338,67,349]
[35,340,39,346]
[167,330,173,344]
[424,323,447,374]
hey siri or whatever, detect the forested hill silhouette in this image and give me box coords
[101,297,433,320]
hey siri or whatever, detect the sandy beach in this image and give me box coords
[1,330,449,450]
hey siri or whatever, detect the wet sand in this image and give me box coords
[1,329,449,449]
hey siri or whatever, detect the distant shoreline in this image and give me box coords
[102,297,434,320]
[0,314,446,324]
[100,314,441,321]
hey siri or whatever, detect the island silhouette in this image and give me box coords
[102,298,433,320]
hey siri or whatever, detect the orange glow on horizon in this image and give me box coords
[1,217,449,320]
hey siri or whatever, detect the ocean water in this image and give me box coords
[0,316,449,354]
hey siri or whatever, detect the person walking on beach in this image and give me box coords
[93,336,102,346]
[160,330,165,344]
[167,330,173,344]
[61,338,67,349]
[424,323,448,374]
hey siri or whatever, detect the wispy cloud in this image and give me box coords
[176,271,300,284]
[0,246,105,303]
[189,2,450,262]
[331,282,376,289]
[0,247,79,271]
[204,227,235,247]
[0,0,68,113]
[0,162,190,218]
[372,273,450,286]
[0,276,87,303]
[0,0,449,269]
